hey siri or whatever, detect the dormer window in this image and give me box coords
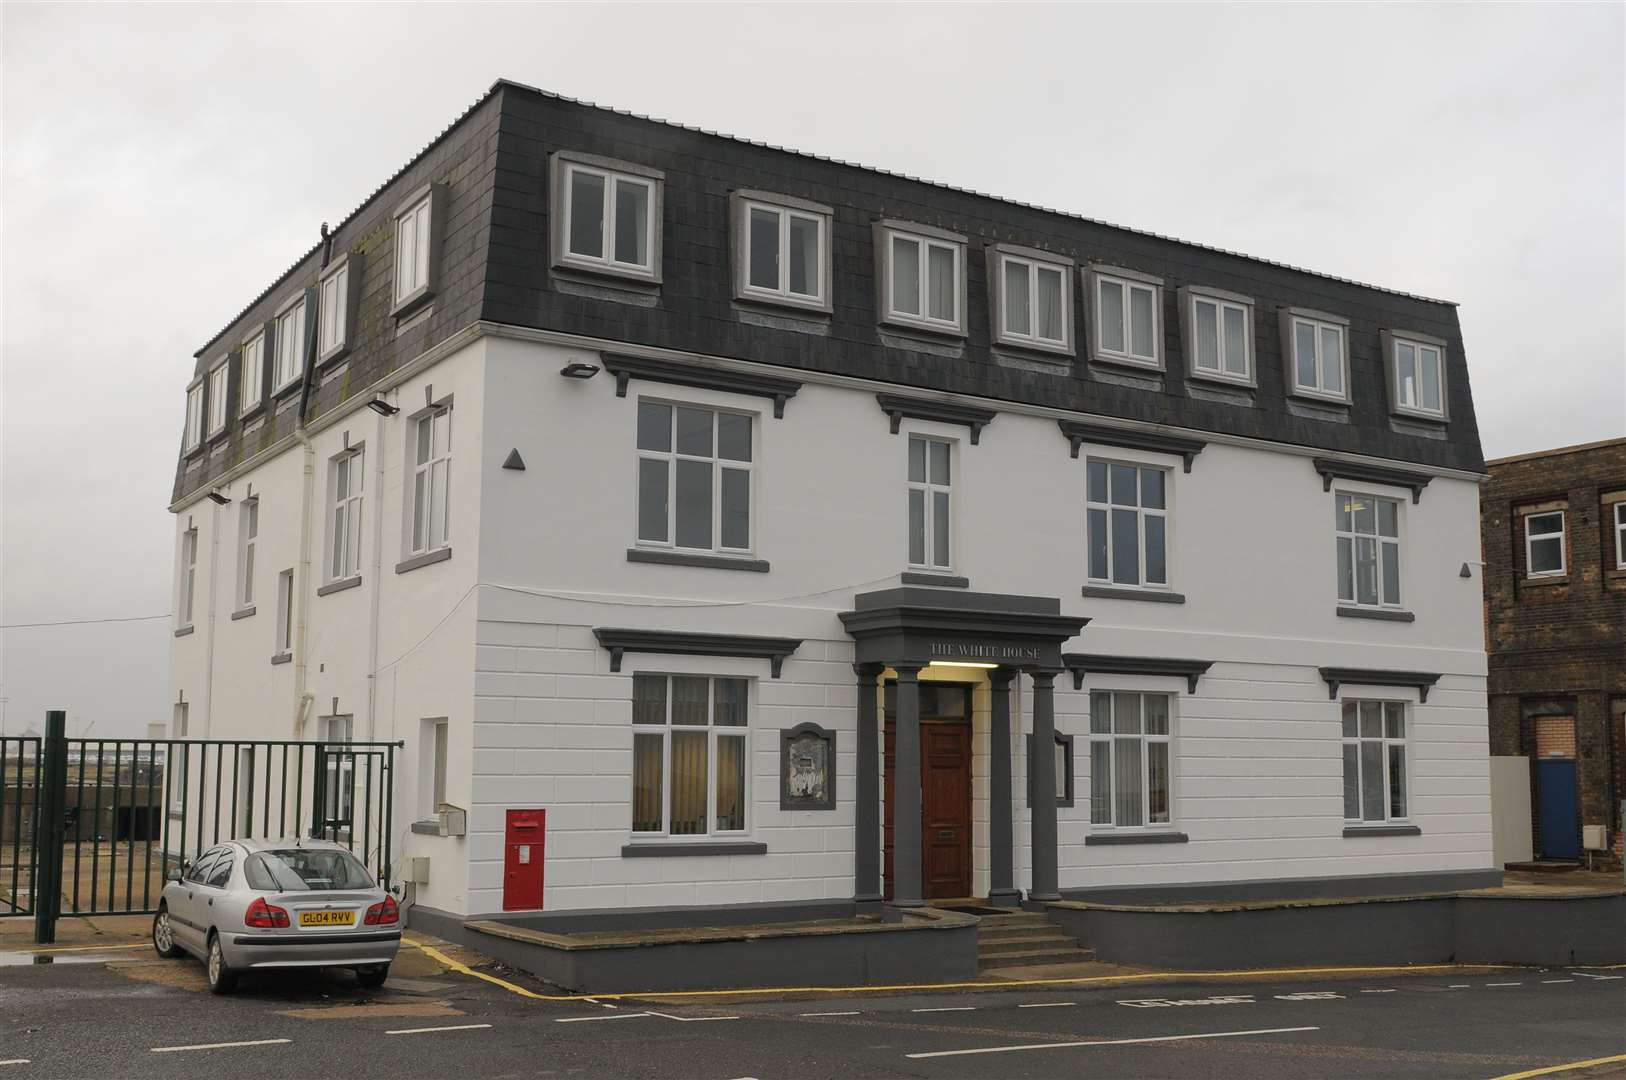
[990,245,1072,355]
[240,331,265,415]
[1383,330,1447,420]
[392,184,443,315]
[551,152,663,284]
[206,359,229,439]
[272,299,305,393]
[317,253,361,364]
[731,192,831,312]
[1088,265,1162,370]
[877,221,966,336]
[184,380,204,452]
[1181,286,1254,386]
[1282,308,1349,403]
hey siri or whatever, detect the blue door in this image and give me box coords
[1536,759,1580,859]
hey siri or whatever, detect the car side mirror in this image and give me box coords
[166,869,182,882]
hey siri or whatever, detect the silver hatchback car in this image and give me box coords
[152,838,402,994]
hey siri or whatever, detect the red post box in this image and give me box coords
[502,808,545,911]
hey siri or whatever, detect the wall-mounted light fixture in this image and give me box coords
[559,362,601,379]
[205,490,231,506]
[366,396,400,417]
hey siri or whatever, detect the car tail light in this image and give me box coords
[245,897,290,928]
[364,894,399,926]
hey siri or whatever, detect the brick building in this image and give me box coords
[1483,437,1626,865]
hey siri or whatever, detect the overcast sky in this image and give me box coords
[2,3,1622,738]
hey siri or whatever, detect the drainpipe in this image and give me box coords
[201,498,222,738]
[364,397,389,740]
[291,226,329,740]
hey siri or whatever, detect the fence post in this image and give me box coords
[310,741,326,840]
[34,710,68,944]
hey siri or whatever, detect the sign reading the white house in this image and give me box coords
[928,642,1042,663]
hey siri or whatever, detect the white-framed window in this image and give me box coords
[1186,289,1252,383]
[394,190,433,304]
[1390,334,1445,418]
[630,674,749,837]
[169,703,189,810]
[409,406,452,555]
[1088,691,1173,828]
[1614,502,1625,570]
[1287,312,1348,401]
[183,382,204,452]
[317,258,351,360]
[1086,460,1169,589]
[636,400,753,554]
[317,715,354,826]
[239,332,265,414]
[206,361,228,437]
[236,498,258,610]
[907,435,952,572]
[1092,269,1161,368]
[420,717,449,819]
[1342,699,1408,823]
[328,448,364,581]
[273,302,305,392]
[739,198,827,308]
[1336,492,1402,608]
[178,527,198,628]
[560,160,656,276]
[882,225,963,333]
[1525,510,1566,577]
[274,569,294,655]
[994,250,1070,351]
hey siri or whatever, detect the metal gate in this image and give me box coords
[11,712,400,943]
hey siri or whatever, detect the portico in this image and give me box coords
[840,588,1089,909]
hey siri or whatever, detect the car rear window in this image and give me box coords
[244,849,375,892]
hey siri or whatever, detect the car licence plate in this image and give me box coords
[299,910,355,927]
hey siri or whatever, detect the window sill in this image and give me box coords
[901,571,970,589]
[238,401,265,423]
[396,547,452,575]
[316,575,362,597]
[207,427,229,445]
[1336,606,1415,623]
[272,378,303,400]
[173,625,195,638]
[1522,574,1568,588]
[1187,368,1257,391]
[1089,351,1164,374]
[1342,824,1421,838]
[993,334,1074,360]
[183,443,205,459]
[626,548,770,573]
[1391,408,1447,426]
[316,341,352,369]
[879,315,967,341]
[390,285,435,319]
[552,258,662,290]
[621,841,767,858]
[409,819,444,836]
[230,606,257,621]
[1288,389,1351,408]
[1086,831,1189,846]
[734,289,831,317]
[1082,585,1186,604]
[270,651,292,666]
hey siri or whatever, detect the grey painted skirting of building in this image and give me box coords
[395,546,452,575]
[900,572,970,588]
[1086,831,1190,845]
[1081,585,1186,604]
[1343,824,1423,838]
[1336,606,1417,622]
[1058,868,1501,906]
[620,841,768,857]
[316,575,362,597]
[625,548,770,573]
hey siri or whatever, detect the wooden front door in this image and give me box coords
[883,682,973,900]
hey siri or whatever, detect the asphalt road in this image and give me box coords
[2,946,1623,1079]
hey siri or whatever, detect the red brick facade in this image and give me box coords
[1482,438,1626,866]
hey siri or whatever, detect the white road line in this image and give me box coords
[646,1011,740,1022]
[0,1062,29,1068]
[554,1012,651,1023]
[385,1024,493,1036]
[1359,989,1397,994]
[912,1006,977,1013]
[1573,973,1623,981]
[905,1025,1321,1060]
[1019,1002,1076,1009]
[1448,984,1471,989]
[1486,982,1523,987]
[1542,979,1574,984]
[151,1039,291,1054]
[798,1010,861,1017]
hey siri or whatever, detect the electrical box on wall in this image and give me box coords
[408,857,431,884]
[1582,824,1609,851]
[437,804,467,837]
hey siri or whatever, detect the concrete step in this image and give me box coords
[979,934,1078,956]
[979,946,1097,968]
[975,913,1052,929]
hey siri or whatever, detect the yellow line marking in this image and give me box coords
[1487,1052,1626,1079]
[12,942,150,954]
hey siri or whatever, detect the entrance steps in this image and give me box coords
[974,910,1095,970]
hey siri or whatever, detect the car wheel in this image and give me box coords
[152,904,182,959]
[206,933,239,995]
[355,963,389,989]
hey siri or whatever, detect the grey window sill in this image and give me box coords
[1187,369,1258,392]
[231,606,257,621]
[734,291,832,318]
[626,548,770,573]
[316,575,362,597]
[879,316,967,342]
[270,651,292,666]
[173,625,195,638]
[1090,352,1165,375]
[1337,606,1416,623]
[1343,824,1421,838]
[1086,831,1189,845]
[621,841,767,858]
[1522,575,1568,588]
[1082,585,1186,604]
[390,285,435,319]
[901,571,970,588]
[396,547,452,575]
[993,335,1075,361]
[409,819,443,836]
[552,259,662,291]
[1288,390,1351,409]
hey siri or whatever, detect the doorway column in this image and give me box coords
[986,667,1020,907]
[1028,668,1060,903]
[853,663,884,910]
[891,662,925,908]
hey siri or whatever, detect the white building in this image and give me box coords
[168,81,1495,929]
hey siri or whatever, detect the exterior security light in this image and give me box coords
[559,362,601,379]
[366,397,400,417]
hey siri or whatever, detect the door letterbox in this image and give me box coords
[502,809,545,911]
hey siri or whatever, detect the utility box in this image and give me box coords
[436,804,467,838]
[1582,824,1609,851]
[503,808,545,911]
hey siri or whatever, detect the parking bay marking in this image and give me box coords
[799,1011,860,1017]
[1019,1002,1075,1009]
[151,1039,292,1054]
[0,1061,29,1068]
[555,1012,652,1023]
[386,1023,493,1036]
[906,1025,1321,1060]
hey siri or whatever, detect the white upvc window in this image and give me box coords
[206,361,228,438]
[317,715,354,825]
[1614,502,1626,570]
[740,198,827,307]
[183,381,204,452]
[240,332,265,414]
[1088,691,1173,828]
[560,160,657,276]
[994,250,1070,351]
[178,527,198,628]
[1390,333,1445,418]
[394,191,434,305]
[1286,311,1349,401]
[274,569,295,655]
[1336,492,1402,608]
[1092,269,1161,368]
[236,498,258,610]
[409,406,452,556]
[1186,289,1253,383]
[317,259,351,360]
[1086,460,1169,589]
[636,400,753,555]
[882,225,964,333]
[273,301,305,392]
[630,674,750,838]
[1525,510,1566,577]
[328,448,364,582]
[1342,699,1408,823]
[420,717,449,819]
[169,703,189,810]
[907,436,952,572]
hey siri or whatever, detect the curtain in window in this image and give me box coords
[671,677,709,726]
[749,207,778,290]
[789,215,818,296]
[613,180,648,266]
[669,731,708,835]
[632,733,663,832]
[1113,737,1144,827]
[892,237,920,316]
[1147,742,1169,823]
[715,734,745,831]
[927,246,955,321]
[1005,261,1030,335]
[1036,269,1063,341]
[1090,740,1112,824]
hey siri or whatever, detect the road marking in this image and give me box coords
[1541,979,1573,984]
[151,1039,291,1054]
[13,942,150,955]
[905,1025,1320,1060]
[1359,989,1397,994]
[0,1062,29,1068]
[1448,984,1472,988]
[1018,1002,1075,1008]
[554,1012,651,1023]
[1275,992,1343,1001]
[912,1006,976,1013]
[1488,1052,1626,1079]
[798,1010,860,1017]
[1572,973,1622,981]
[1119,995,1254,1008]
[1486,982,1523,987]
[385,1023,493,1036]
[646,1011,740,1022]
